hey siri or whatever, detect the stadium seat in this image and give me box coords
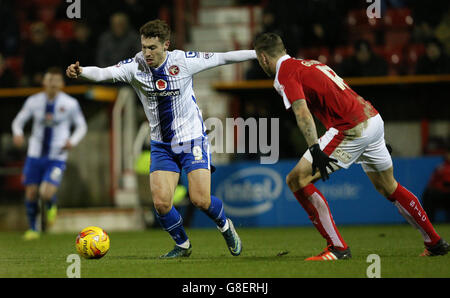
[381,47,408,75]
[347,9,370,27]
[384,30,411,49]
[402,43,425,74]
[348,29,377,46]
[406,43,426,64]
[33,0,62,7]
[5,56,23,81]
[384,8,414,28]
[332,45,354,65]
[297,47,331,64]
[52,20,75,42]
[37,7,56,24]
[19,21,32,41]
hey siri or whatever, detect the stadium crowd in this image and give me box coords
[0,0,449,88]
[246,0,450,78]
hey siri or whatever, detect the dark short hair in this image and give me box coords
[139,19,171,42]
[46,67,63,76]
[253,33,286,57]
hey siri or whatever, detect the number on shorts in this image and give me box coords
[192,145,203,161]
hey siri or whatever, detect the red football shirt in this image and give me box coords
[274,55,378,131]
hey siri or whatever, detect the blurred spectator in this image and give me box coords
[296,0,347,48]
[435,10,450,56]
[22,22,63,86]
[338,40,388,77]
[0,53,16,87]
[108,0,163,31]
[260,1,303,55]
[423,146,450,222]
[415,39,450,74]
[96,12,141,67]
[64,22,95,69]
[411,0,449,44]
[0,0,20,56]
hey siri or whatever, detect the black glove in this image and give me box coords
[309,144,338,181]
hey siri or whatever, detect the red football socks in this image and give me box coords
[294,184,348,250]
[389,183,441,246]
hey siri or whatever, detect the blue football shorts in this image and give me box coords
[23,156,66,186]
[150,136,216,174]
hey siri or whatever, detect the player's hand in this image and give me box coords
[62,140,73,151]
[66,61,82,79]
[309,143,337,181]
[13,135,24,148]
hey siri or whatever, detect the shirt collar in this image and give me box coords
[45,92,60,104]
[153,51,169,71]
[275,54,291,76]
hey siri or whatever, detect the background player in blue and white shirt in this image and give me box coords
[67,19,257,258]
[12,67,87,240]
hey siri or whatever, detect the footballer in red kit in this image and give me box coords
[275,58,378,131]
[254,33,449,260]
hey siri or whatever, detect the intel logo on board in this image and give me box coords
[216,167,283,217]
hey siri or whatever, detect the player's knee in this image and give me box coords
[371,174,398,198]
[25,187,38,201]
[298,170,315,189]
[374,183,396,198]
[286,172,299,191]
[153,197,172,215]
[190,194,210,211]
[39,190,53,201]
[287,170,312,191]
[298,176,313,189]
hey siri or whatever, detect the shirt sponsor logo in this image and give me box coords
[136,71,151,77]
[147,89,181,97]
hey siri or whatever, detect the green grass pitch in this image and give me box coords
[1,224,449,278]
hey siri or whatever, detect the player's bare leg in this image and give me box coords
[187,169,212,211]
[23,184,40,240]
[287,157,351,261]
[150,170,179,215]
[188,169,242,256]
[366,167,449,256]
[150,170,192,258]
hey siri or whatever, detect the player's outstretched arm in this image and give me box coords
[66,61,116,82]
[216,50,257,65]
[186,50,257,75]
[292,99,337,181]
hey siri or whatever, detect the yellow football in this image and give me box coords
[75,226,110,259]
